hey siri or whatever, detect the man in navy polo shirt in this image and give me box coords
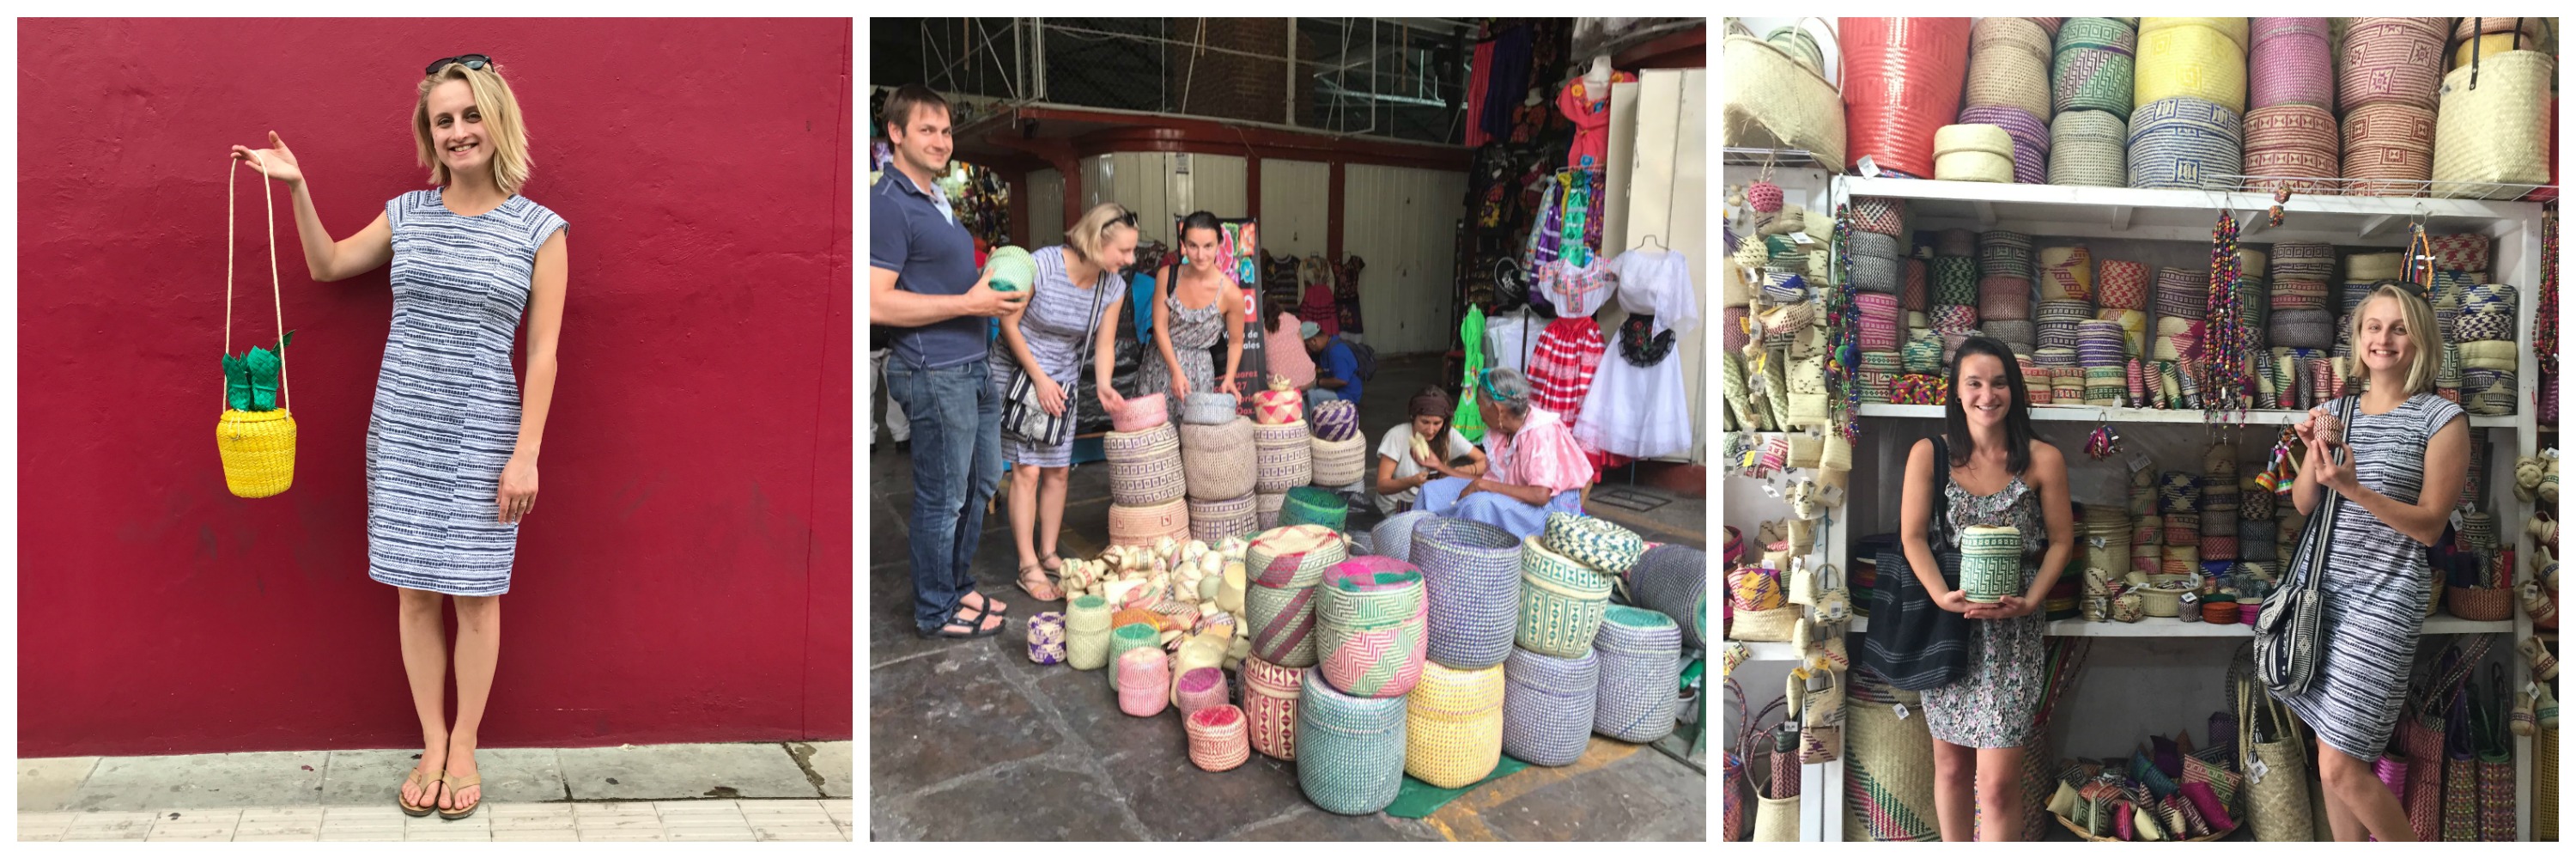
[870,84,1025,639]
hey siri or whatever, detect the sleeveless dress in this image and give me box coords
[368,188,568,597]
[2276,393,2464,758]
[1136,276,1225,423]
[1921,457,2049,748]
[991,246,1117,467]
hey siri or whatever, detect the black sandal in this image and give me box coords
[918,605,1005,639]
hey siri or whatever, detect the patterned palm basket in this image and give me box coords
[1542,512,1645,576]
[1115,647,1171,717]
[1372,509,1439,565]
[1255,491,1287,529]
[2250,17,2333,110]
[1273,486,1346,531]
[1594,606,1683,743]
[1242,655,1306,760]
[1297,670,1409,815]
[1176,666,1229,718]
[1315,557,1431,698]
[1104,423,1188,506]
[1179,417,1258,500]
[2269,241,2336,279]
[1959,105,2051,185]
[1066,595,1115,670]
[2136,17,2247,111]
[1254,420,1314,492]
[1503,646,1600,766]
[1850,196,1909,235]
[1181,391,1242,425]
[1185,704,1253,772]
[2053,17,2137,118]
[2343,102,2437,196]
[2095,259,2150,309]
[2339,17,2446,113]
[2129,96,2242,191]
[1188,493,1260,544]
[1246,581,1320,667]
[1107,498,1190,548]
[1310,433,1369,487]
[1966,16,2055,121]
[1933,257,1979,305]
[2242,105,2339,192]
[1248,524,1346,588]
[1415,516,1526,670]
[1109,392,1170,432]
[1516,537,1616,659]
[1405,661,1508,789]
[1027,612,1067,665]
[1254,387,1303,424]
[1309,399,1360,442]
[1959,525,2024,603]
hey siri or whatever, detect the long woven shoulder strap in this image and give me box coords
[227,155,289,411]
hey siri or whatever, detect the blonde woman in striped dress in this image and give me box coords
[993,203,1138,601]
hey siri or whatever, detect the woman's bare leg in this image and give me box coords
[1975,746,2026,841]
[1930,738,1977,842]
[1036,466,1071,562]
[1008,462,1042,571]
[396,587,450,808]
[2318,741,2409,840]
[443,594,501,812]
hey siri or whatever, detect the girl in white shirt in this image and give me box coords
[1372,387,1489,515]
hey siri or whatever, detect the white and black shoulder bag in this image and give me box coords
[2256,394,2355,695]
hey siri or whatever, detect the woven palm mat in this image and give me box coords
[1381,755,1535,819]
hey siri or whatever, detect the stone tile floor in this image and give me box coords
[20,799,852,842]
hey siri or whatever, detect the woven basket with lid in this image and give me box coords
[2250,17,2333,110]
[2129,96,2241,191]
[1314,557,1430,698]
[2339,18,2446,113]
[2052,17,2137,118]
[1404,661,1507,789]
[2136,17,2248,113]
[1242,655,1306,759]
[2343,101,2436,196]
[1103,423,1187,506]
[2243,104,2339,192]
[1965,15,2054,121]
[1593,606,1683,743]
[1502,647,1600,766]
[1414,516,1525,670]
[1179,417,1257,500]
[1934,123,2016,183]
[1516,537,1616,658]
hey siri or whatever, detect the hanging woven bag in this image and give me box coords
[1502,647,1599,767]
[1414,516,1525,670]
[1405,661,1507,789]
[216,155,299,498]
[2431,47,2555,198]
[1297,670,1408,815]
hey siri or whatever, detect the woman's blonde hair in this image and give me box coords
[2345,283,2444,396]
[1064,203,1137,265]
[413,62,533,197]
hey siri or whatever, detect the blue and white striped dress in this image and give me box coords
[2276,393,2464,758]
[989,245,1117,467]
[367,188,568,596]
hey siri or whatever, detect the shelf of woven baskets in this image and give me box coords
[1856,403,2518,428]
[1841,612,2512,638]
[1838,174,2548,247]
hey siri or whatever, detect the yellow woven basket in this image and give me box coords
[2136,18,2249,113]
[1404,661,1505,789]
[216,155,297,499]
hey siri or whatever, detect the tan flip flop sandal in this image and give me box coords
[437,771,483,820]
[397,767,441,817]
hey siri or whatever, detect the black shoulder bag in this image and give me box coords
[1000,267,1113,447]
[2257,394,2355,695]
[1862,434,1974,691]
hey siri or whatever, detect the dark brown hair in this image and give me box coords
[879,84,950,137]
[1942,336,2036,474]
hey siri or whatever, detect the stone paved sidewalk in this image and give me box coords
[19,798,852,841]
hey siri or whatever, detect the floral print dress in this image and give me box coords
[1920,472,2048,748]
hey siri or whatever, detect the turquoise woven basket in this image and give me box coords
[1296,669,1408,815]
[1279,485,1348,530]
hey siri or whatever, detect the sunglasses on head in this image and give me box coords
[1109,207,1138,228]
[426,54,495,76]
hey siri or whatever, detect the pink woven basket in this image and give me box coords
[1242,655,1304,759]
[2338,18,2446,113]
[1254,388,1304,424]
[1108,498,1191,547]
[2343,101,2437,196]
[1176,666,1230,718]
[1186,704,1252,771]
[1110,393,1170,432]
[1116,648,1171,717]
[2242,105,2340,192]
[2097,259,2150,309]
[2249,18,2333,110]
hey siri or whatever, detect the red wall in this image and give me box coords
[16,18,854,757]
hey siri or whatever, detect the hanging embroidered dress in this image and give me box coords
[1572,251,1698,460]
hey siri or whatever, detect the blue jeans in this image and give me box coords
[1306,387,1342,409]
[884,356,1004,632]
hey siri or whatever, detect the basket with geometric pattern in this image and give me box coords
[1254,420,1314,492]
[1543,512,1646,575]
[1314,557,1430,698]
[1517,536,1615,658]
[1242,655,1306,760]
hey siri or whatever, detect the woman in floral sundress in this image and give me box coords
[1895,336,2075,841]
[1139,210,1245,421]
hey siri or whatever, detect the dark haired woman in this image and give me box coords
[1371,387,1488,515]
[1138,210,1247,423]
[1895,336,2074,841]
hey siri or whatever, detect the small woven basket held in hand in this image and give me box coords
[216,155,298,498]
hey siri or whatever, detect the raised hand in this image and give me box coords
[228,131,304,186]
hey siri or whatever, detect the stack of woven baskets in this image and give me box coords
[1309,399,1366,489]
[2339,18,2446,196]
[1959,17,2056,184]
[2455,276,2518,416]
[1252,379,1309,527]
[1978,230,2035,357]
[1593,606,1683,743]
[2243,18,2337,192]
[1178,393,1258,544]
[1105,401,1188,547]
[1520,514,1643,657]
[1314,556,1430,699]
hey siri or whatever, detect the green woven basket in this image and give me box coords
[1541,512,1644,575]
[1297,670,1408,815]
[1279,485,1348,530]
[1516,537,1614,658]
[1107,623,1162,689]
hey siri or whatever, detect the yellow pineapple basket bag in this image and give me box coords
[216,154,295,498]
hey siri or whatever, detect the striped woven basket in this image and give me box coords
[2250,17,2334,110]
[1188,493,1260,544]
[1104,423,1188,506]
[1852,254,1903,295]
[1957,105,2050,185]
[1246,581,1320,667]
[1310,399,1360,442]
[2096,259,2150,309]
[2129,96,2242,190]
[1517,537,1614,658]
[1107,498,1190,547]
[1242,655,1305,759]
[1181,391,1242,425]
[1371,509,1439,565]
[1503,647,1599,766]
[2268,241,2336,278]
[1310,433,1369,487]
[2053,17,2137,118]
[2242,105,2340,192]
[1593,606,1682,743]
[1404,661,1507,789]
[1314,557,1430,698]
[2136,17,2248,112]
[1297,670,1409,815]
[2339,18,2446,113]
[1255,491,1286,529]
[1902,258,1929,310]
[1966,16,2054,121]
[1933,257,1979,305]
[1842,17,1973,178]
[1850,196,1909,235]
[1542,512,1645,575]
[1109,393,1170,432]
[2343,101,2437,196]
[1933,123,2016,183]
[1253,420,1313,492]
[2035,246,2094,302]
[1415,516,1525,670]
[1066,594,1114,669]
[1247,524,1346,588]
[1179,417,1257,500]
[1186,704,1252,771]
[1851,229,1903,260]
[1279,485,1350,530]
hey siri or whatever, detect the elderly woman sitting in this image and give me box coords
[1411,367,1594,538]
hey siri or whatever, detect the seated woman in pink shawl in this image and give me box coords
[1413,367,1593,538]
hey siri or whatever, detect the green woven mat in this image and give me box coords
[1381,754,1534,819]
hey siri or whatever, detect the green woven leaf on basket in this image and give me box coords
[222,354,250,411]
[244,346,281,411]
[221,330,295,412]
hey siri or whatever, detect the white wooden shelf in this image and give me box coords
[1845,609,2509,637]
[1723,639,1802,662]
[1856,404,2518,428]
[1839,175,2546,246]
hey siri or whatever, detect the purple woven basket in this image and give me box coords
[2250,18,2333,110]
[1176,666,1230,718]
[1412,517,1524,670]
[1372,509,1439,565]
[1310,399,1360,442]
[1502,647,1599,766]
[1957,105,2050,184]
